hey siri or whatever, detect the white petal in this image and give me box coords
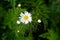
[24,11,29,15]
[24,11,28,14]
[28,13,31,17]
[20,12,24,16]
[24,21,28,24]
[28,17,32,22]
[20,18,24,23]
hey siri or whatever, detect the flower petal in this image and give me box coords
[20,18,24,23]
[24,21,28,24]
[28,13,31,17]
[28,17,32,22]
[20,12,24,16]
[25,12,31,17]
[24,11,29,15]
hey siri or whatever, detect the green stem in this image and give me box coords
[12,0,16,11]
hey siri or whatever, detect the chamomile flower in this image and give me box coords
[18,4,21,7]
[16,20,20,24]
[20,11,32,24]
[38,19,41,23]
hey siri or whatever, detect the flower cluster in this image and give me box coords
[16,11,42,24]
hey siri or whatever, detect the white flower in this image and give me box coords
[20,11,32,24]
[18,4,21,7]
[16,20,20,24]
[38,19,41,23]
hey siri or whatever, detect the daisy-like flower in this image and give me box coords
[38,19,41,23]
[18,4,21,7]
[16,20,20,24]
[20,11,32,24]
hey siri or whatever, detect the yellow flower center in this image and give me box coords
[24,15,28,20]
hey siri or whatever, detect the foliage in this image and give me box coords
[0,0,60,40]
